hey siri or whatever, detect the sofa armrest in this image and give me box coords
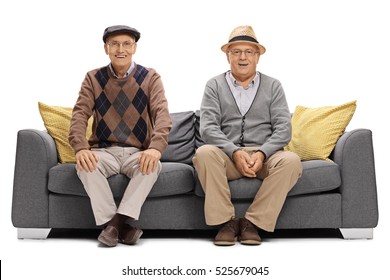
[332,129,379,228]
[12,129,58,228]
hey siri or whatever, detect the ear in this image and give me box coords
[255,47,261,64]
[255,54,261,64]
[104,43,109,55]
[226,51,231,64]
[132,43,137,54]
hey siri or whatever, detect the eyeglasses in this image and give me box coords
[107,41,135,50]
[230,49,259,57]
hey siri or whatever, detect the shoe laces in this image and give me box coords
[240,218,255,232]
[222,219,239,233]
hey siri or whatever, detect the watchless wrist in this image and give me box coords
[255,150,266,160]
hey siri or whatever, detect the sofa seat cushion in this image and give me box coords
[48,162,195,198]
[195,160,341,199]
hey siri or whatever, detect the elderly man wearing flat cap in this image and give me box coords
[69,25,172,247]
[193,25,302,246]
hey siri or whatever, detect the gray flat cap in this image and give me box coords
[103,25,141,43]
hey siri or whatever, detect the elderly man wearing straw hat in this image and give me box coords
[193,25,302,246]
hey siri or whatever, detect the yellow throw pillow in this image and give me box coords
[284,100,356,161]
[38,102,93,163]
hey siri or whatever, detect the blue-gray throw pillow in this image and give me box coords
[161,111,195,164]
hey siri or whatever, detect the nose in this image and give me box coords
[239,51,247,59]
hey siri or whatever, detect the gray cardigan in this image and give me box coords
[200,72,292,159]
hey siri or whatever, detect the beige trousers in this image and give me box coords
[193,145,302,232]
[77,147,161,226]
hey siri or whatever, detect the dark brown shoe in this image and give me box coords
[214,219,239,246]
[119,224,143,245]
[98,225,119,247]
[239,217,261,245]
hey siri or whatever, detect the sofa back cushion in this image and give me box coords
[161,111,195,164]
[39,102,195,164]
[194,110,205,149]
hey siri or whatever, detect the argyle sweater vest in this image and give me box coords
[69,63,171,154]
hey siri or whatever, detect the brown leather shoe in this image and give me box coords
[98,225,119,247]
[119,224,143,245]
[239,217,261,245]
[214,219,239,246]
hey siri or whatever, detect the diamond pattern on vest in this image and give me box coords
[134,88,147,115]
[133,117,147,144]
[113,120,132,143]
[92,64,151,148]
[96,92,111,117]
[96,119,112,144]
[95,67,110,89]
[134,65,149,86]
[113,90,131,117]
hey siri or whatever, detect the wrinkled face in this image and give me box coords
[104,33,137,70]
[226,42,260,82]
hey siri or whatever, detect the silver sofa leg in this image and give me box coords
[340,228,373,239]
[17,228,51,239]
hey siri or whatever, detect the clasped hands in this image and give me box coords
[75,148,161,175]
[232,149,265,178]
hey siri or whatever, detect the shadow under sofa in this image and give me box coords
[11,111,379,240]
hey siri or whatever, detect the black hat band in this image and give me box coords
[229,35,259,44]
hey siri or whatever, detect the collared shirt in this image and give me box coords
[109,61,135,79]
[225,71,260,115]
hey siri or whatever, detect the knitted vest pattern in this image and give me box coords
[92,64,150,148]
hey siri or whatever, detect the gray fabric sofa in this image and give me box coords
[12,111,379,239]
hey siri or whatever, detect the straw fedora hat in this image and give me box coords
[221,25,266,55]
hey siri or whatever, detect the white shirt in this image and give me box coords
[225,71,260,115]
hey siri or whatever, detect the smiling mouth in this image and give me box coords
[115,55,127,58]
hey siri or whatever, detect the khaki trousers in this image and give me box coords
[77,147,161,226]
[193,145,302,232]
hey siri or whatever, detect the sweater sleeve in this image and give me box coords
[68,73,95,154]
[258,80,292,158]
[200,78,239,158]
[146,70,172,154]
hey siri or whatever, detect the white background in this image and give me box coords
[1,0,389,279]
